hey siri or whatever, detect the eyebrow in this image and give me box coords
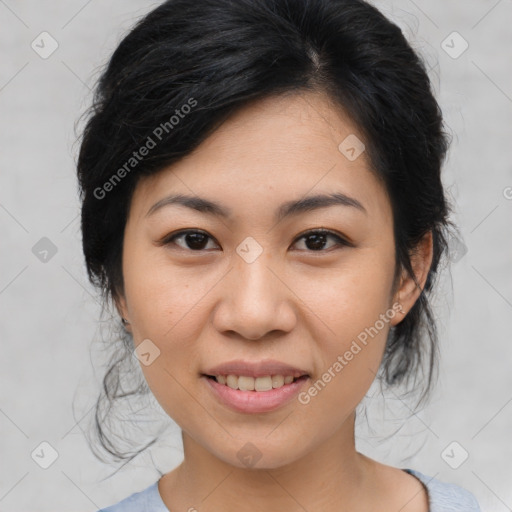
[145,191,367,222]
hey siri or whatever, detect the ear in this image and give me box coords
[389,231,434,327]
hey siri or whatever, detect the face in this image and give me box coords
[117,91,415,470]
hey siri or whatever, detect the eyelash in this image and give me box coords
[159,228,351,253]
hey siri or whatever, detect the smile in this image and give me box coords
[202,374,310,414]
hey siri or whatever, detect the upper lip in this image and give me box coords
[203,359,310,378]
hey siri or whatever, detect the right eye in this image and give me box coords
[161,229,220,251]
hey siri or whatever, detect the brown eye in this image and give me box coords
[163,230,219,251]
[292,229,350,252]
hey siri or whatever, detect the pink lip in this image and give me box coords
[202,359,309,379]
[203,375,310,414]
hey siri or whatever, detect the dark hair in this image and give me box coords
[76,0,454,465]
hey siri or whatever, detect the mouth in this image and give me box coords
[200,359,311,412]
[201,373,310,414]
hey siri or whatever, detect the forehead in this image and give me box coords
[128,91,391,225]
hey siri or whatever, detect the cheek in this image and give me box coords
[121,243,210,403]
[124,262,207,421]
[294,246,396,341]
[122,239,215,340]
[293,248,395,400]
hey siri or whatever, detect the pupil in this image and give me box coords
[187,232,208,250]
[306,233,326,251]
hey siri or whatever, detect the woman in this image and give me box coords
[76,0,482,510]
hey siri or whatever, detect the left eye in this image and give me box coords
[292,229,349,252]
[161,229,349,252]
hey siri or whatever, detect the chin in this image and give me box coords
[210,437,307,471]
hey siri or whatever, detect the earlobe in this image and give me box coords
[390,231,434,326]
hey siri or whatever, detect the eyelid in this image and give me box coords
[293,227,353,248]
[157,228,219,248]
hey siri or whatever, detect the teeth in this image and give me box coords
[272,375,285,387]
[214,374,299,391]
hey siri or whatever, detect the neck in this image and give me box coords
[159,412,375,512]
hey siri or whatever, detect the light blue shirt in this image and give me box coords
[97,468,481,511]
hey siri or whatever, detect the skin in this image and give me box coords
[116,90,433,512]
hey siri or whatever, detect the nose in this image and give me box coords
[211,250,297,341]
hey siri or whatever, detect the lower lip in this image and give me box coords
[202,375,309,414]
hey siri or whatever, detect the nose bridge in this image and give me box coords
[212,243,295,339]
[237,245,275,295]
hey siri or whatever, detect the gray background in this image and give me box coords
[1,1,511,510]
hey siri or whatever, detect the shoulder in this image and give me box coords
[96,480,169,512]
[404,469,482,512]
